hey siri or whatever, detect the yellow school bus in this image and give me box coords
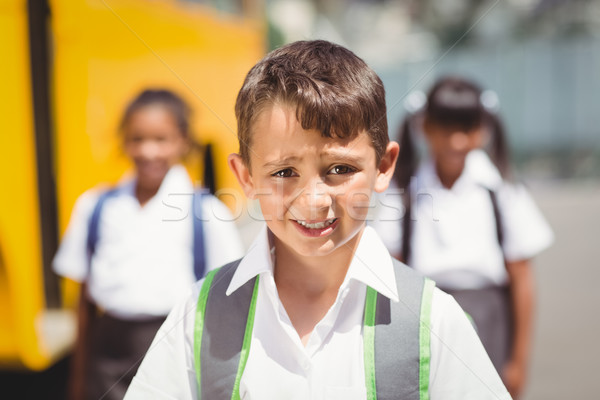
[0,0,264,373]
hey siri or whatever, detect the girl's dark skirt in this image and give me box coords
[441,286,513,373]
[85,312,166,400]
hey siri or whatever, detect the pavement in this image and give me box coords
[523,180,600,399]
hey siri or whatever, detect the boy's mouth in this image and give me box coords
[294,218,337,230]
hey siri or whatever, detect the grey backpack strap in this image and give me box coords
[487,189,504,248]
[196,257,435,400]
[195,259,258,400]
[400,189,412,264]
[373,259,435,400]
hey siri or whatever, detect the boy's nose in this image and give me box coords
[299,178,332,213]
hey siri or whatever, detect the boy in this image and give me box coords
[125,40,511,399]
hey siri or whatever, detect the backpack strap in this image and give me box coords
[400,189,412,264]
[192,189,209,280]
[366,258,434,400]
[402,187,505,263]
[194,258,435,400]
[87,187,208,280]
[487,189,504,248]
[86,188,119,276]
[194,259,257,400]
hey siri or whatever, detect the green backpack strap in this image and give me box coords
[365,258,435,400]
[195,258,435,400]
[194,259,259,400]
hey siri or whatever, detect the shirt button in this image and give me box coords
[301,360,310,370]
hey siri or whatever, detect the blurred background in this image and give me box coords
[0,0,598,398]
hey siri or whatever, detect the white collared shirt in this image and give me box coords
[53,165,245,319]
[372,150,554,290]
[126,225,510,399]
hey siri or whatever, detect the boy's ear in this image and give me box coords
[228,153,256,199]
[374,141,399,193]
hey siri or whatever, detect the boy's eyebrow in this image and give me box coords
[262,151,366,169]
[320,149,365,164]
[262,156,302,169]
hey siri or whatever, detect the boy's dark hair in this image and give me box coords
[120,89,192,138]
[235,40,389,167]
[395,76,511,189]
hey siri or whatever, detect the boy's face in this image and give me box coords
[230,104,398,259]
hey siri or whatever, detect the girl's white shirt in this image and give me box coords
[372,150,554,290]
[52,164,245,319]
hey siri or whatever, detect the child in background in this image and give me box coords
[125,41,510,400]
[53,89,245,400]
[373,77,553,399]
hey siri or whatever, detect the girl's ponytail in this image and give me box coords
[486,111,511,179]
[395,115,419,190]
[480,89,511,179]
[395,90,426,190]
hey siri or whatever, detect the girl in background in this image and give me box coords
[373,77,553,399]
[53,89,245,400]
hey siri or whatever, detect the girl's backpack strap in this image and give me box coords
[487,189,504,248]
[86,188,119,274]
[87,187,209,280]
[194,259,258,400]
[400,189,413,264]
[403,187,505,264]
[192,189,209,280]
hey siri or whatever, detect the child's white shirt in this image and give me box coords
[125,225,511,400]
[52,164,245,319]
[372,149,554,290]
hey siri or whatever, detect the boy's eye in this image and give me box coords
[272,168,297,178]
[329,165,355,175]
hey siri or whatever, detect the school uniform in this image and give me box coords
[53,164,245,399]
[125,225,511,400]
[372,149,553,370]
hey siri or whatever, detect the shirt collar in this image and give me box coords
[226,225,399,302]
[116,164,193,198]
[155,164,193,197]
[343,226,399,301]
[464,149,502,190]
[226,224,273,296]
